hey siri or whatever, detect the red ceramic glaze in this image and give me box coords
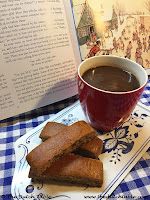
[78,56,148,131]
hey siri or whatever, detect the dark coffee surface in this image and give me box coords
[82,66,140,92]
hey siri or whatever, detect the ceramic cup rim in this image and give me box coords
[78,55,148,95]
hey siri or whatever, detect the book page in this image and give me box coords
[0,0,81,120]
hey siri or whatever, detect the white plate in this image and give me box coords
[11,101,150,200]
[146,68,150,76]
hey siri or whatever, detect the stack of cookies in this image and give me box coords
[26,121,103,187]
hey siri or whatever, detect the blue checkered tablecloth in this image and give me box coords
[0,80,150,200]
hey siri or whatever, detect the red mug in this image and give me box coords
[78,55,148,131]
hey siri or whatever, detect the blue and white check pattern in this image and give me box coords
[140,79,150,107]
[0,80,150,200]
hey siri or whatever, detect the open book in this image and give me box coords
[0,0,81,120]
[0,0,150,120]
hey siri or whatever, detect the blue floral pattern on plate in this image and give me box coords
[102,110,149,164]
[61,114,78,125]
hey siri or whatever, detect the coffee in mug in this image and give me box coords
[82,66,140,92]
[78,55,148,131]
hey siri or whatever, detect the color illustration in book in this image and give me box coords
[72,0,150,69]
